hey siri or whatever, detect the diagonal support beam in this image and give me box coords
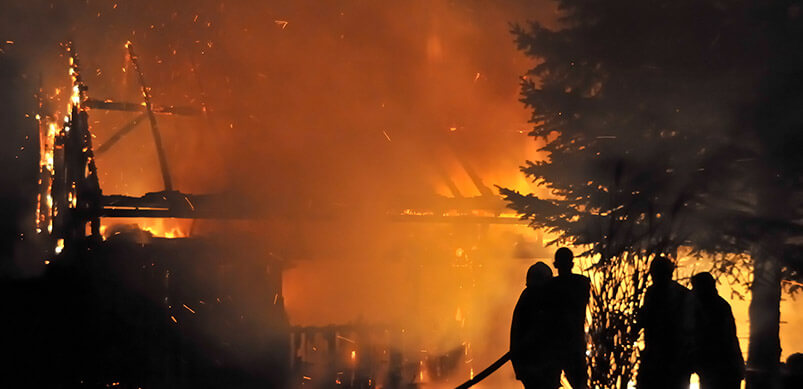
[95,113,147,155]
[453,151,494,198]
[127,41,173,191]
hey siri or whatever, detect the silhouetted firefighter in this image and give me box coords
[691,272,745,389]
[783,353,803,389]
[457,248,590,389]
[510,261,554,389]
[547,247,591,389]
[637,257,695,389]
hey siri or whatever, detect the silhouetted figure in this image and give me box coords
[783,353,803,389]
[547,247,590,389]
[637,257,695,389]
[690,272,744,389]
[511,261,555,389]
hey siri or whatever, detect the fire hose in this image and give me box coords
[454,351,510,389]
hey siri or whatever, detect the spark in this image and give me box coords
[382,130,392,142]
[274,20,289,29]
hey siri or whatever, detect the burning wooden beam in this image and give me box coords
[84,98,199,116]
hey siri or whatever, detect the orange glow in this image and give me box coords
[101,218,191,239]
[23,3,803,388]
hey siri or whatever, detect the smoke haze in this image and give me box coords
[1,1,801,387]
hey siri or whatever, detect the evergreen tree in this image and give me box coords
[502,1,803,387]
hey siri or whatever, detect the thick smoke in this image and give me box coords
[1,0,558,386]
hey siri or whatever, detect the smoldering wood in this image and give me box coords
[290,324,468,388]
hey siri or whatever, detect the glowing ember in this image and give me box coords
[55,238,65,255]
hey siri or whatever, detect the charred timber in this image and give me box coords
[94,113,147,155]
[390,214,526,224]
[389,194,508,213]
[101,191,254,219]
[84,98,199,116]
[99,192,523,223]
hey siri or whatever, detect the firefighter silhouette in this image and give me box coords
[511,261,554,388]
[546,247,591,389]
[637,257,695,389]
[691,272,744,389]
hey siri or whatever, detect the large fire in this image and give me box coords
[100,218,189,239]
[7,1,803,388]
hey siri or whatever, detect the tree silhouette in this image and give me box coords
[502,1,803,387]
